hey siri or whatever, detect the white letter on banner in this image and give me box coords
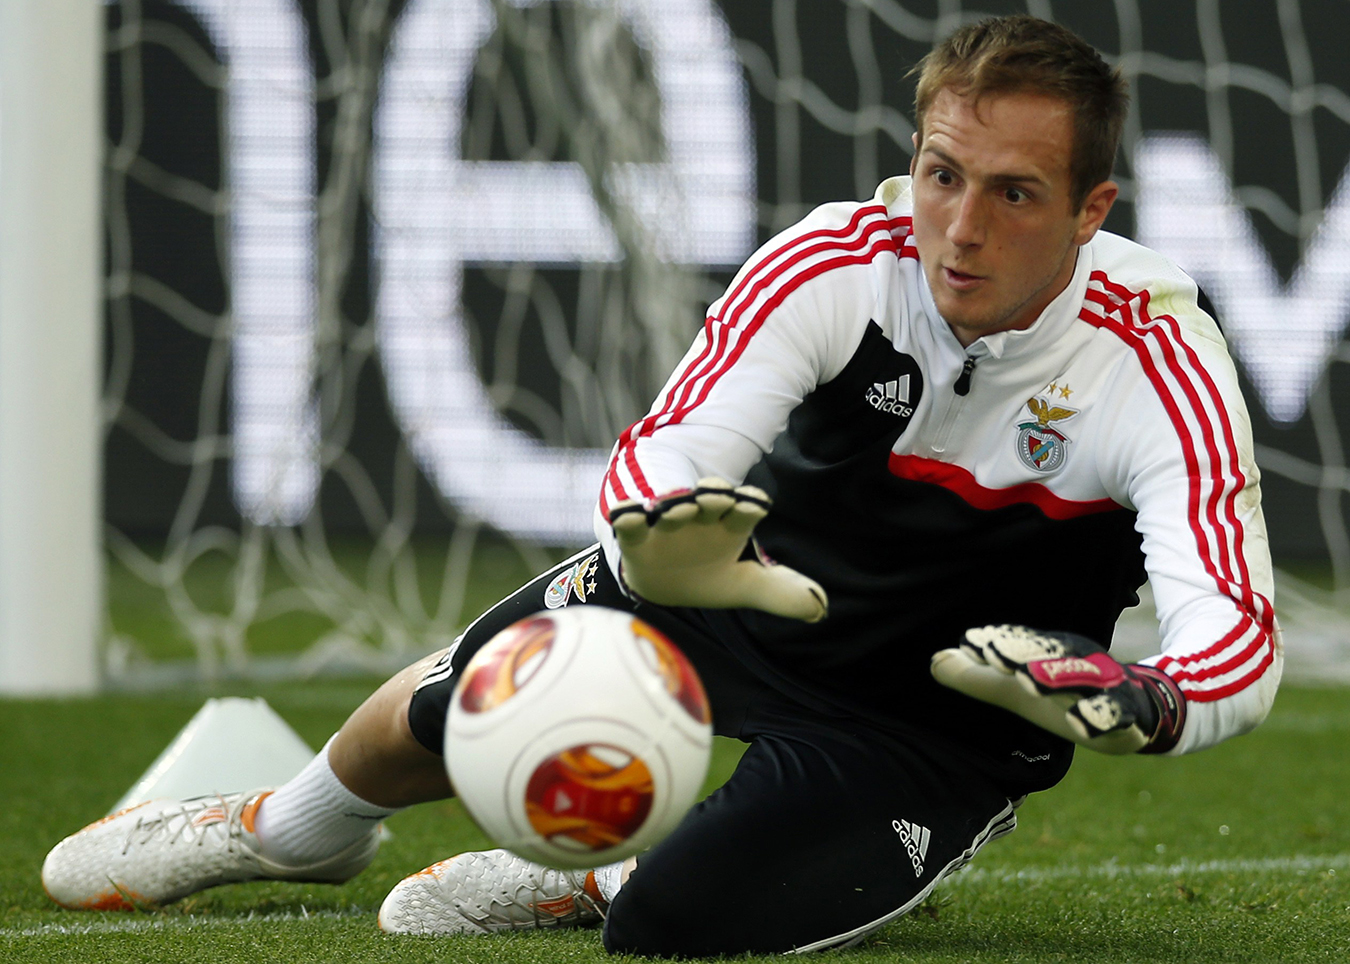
[1135,134,1350,425]
[371,0,754,542]
[160,0,320,525]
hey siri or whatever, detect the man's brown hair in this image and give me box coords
[912,15,1129,211]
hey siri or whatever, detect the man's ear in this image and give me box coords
[1074,179,1119,245]
[909,132,919,175]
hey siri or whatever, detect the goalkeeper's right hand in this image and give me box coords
[930,624,1186,754]
[608,478,828,623]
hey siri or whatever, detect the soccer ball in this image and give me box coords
[444,605,713,868]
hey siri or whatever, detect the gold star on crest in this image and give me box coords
[1059,383,1073,399]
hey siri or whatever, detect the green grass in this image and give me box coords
[1,683,1347,962]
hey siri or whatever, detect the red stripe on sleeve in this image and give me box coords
[1180,645,1277,702]
[602,207,898,505]
[1089,273,1275,645]
[1134,287,1271,633]
[1158,615,1258,680]
[1081,271,1274,700]
[1092,277,1248,608]
[679,231,898,417]
[1155,613,1252,677]
[1080,294,1224,593]
[712,205,885,327]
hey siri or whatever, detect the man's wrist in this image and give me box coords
[1130,664,1186,754]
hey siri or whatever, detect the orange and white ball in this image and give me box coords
[445,606,713,868]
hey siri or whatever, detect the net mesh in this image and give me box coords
[101,0,1350,684]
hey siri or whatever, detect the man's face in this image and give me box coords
[909,88,1116,346]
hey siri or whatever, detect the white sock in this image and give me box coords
[591,859,627,903]
[252,737,398,866]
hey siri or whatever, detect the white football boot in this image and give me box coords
[42,790,379,910]
[378,849,608,935]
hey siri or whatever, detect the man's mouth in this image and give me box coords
[942,266,984,290]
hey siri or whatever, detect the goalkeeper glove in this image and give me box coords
[608,478,828,623]
[930,625,1186,755]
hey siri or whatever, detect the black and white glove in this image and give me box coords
[608,477,828,623]
[930,625,1186,755]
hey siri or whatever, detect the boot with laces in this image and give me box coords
[378,849,608,935]
[42,790,379,910]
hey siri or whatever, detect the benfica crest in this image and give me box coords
[543,552,600,609]
[1016,395,1078,472]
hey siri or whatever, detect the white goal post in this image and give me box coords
[0,0,102,694]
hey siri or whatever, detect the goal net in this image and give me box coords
[101,0,1350,685]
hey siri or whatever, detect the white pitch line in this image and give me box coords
[3,907,369,938]
[947,852,1350,886]
[8,856,1346,938]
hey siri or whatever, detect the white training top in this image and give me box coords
[596,175,1280,759]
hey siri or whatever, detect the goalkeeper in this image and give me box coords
[43,13,1280,956]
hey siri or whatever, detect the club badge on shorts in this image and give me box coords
[1016,385,1078,473]
[543,552,601,609]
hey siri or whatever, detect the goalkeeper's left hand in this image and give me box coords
[930,625,1186,755]
[608,477,828,623]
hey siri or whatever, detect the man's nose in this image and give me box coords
[947,190,985,247]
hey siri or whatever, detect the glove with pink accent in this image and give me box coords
[930,625,1186,755]
[608,477,828,623]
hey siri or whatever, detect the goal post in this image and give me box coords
[0,0,103,694]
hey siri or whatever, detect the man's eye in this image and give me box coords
[934,169,954,186]
[1004,187,1027,203]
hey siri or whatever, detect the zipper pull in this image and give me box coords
[953,356,977,396]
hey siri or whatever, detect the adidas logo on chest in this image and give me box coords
[866,375,914,417]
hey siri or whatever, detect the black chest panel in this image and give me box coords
[702,321,1148,791]
[788,321,925,462]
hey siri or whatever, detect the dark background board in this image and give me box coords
[103,0,1350,558]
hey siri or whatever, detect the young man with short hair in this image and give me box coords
[44,15,1278,956]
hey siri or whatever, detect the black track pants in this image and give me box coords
[408,546,1020,956]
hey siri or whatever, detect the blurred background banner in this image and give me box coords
[39,0,1348,684]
